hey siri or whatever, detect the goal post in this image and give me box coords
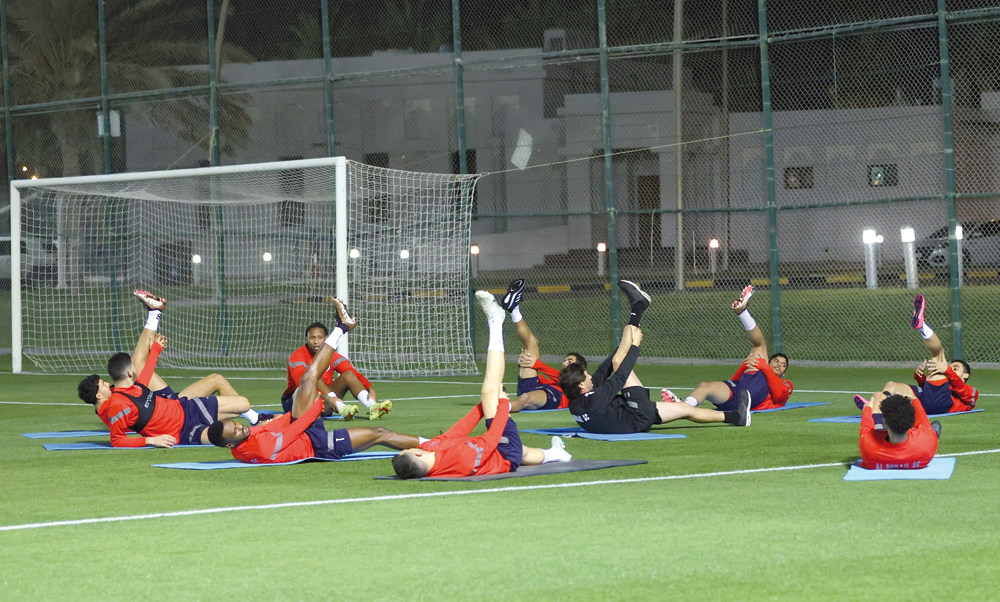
[11,158,480,378]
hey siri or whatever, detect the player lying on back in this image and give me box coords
[77,331,254,448]
[282,319,391,420]
[671,285,792,411]
[390,291,572,479]
[871,294,977,415]
[559,280,751,434]
[208,298,418,463]
[497,277,586,413]
[855,390,941,470]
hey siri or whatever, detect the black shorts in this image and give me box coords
[574,387,660,434]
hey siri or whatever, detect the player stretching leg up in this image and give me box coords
[559,280,751,434]
[390,291,572,479]
[674,285,792,412]
[499,278,586,412]
[130,290,257,422]
[208,298,418,463]
[866,294,977,415]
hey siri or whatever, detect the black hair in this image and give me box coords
[558,363,588,401]
[769,352,789,365]
[565,352,588,370]
[78,374,101,405]
[306,322,329,337]
[206,421,227,448]
[953,359,971,379]
[880,394,916,435]
[107,352,134,382]
[392,452,429,479]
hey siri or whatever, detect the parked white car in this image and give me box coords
[915,221,1000,268]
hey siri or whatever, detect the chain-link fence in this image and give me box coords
[3,1,1000,369]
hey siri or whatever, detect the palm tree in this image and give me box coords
[7,0,253,177]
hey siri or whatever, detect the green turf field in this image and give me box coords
[1,357,997,600]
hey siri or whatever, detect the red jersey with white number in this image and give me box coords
[858,402,938,469]
[283,345,372,397]
[97,342,184,447]
[231,399,324,464]
[421,400,512,477]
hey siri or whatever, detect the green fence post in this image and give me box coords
[598,0,620,343]
[2,0,14,189]
[321,0,335,156]
[937,0,962,358]
[208,0,228,354]
[452,0,476,354]
[97,0,122,351]
[757,0,782,352]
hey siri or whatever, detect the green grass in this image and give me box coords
[1,359,998,600]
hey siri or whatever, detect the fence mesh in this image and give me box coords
[4,1,1000,369]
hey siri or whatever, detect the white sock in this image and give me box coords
[683,396,698,407]
[738,310,756,331]
[326,394,345,413]
[324,327,345,349]
[357,390,375,409]
[418,436,430,444]
[919,324,934,340]
[488,323,504,352]
[542,441,572,463]
[145,310,162,331]
[510,307,523,323]
[241,409,259,424]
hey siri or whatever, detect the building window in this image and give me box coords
[784,166,813,189]
[868,164,898,187]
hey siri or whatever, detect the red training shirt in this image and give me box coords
[912,365,979,412]
[731,357,794,410]
[283,345,372,397]
[97,342,190,447]
[858,401,938,469]
[421,400,513,477]
[532,358,569,409]
[230,399,325,464]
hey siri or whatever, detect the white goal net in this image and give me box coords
[11,158,479,377]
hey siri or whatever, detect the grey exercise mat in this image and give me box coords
[375,458,647,481]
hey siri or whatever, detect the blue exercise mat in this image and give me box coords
[43,442,205,450]
[752,402,830,413]
[519,407,566,414]
[153,451,398,470]
[23,430,111,439]
[844,457,956,481]
[519,427,685,441]
[810,409,983,423]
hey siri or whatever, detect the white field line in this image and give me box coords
[3,448,999,533]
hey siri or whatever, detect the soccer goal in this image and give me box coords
[10,157,480,377]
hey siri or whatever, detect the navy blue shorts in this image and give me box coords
[485,416,523,471]
[280,392,295,413]
[516,376,563,410]
[154,386,178,399]
[910,382,953,414]
[178,396,219,445]
[305,421,355,460]
[715,371,770,411]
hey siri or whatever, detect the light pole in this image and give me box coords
[900,226,918,289]
[597,242,607,277]
[862,229,878,289]
[470,244,480,279]
[708,238,720,274]
[956,224,964,288]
